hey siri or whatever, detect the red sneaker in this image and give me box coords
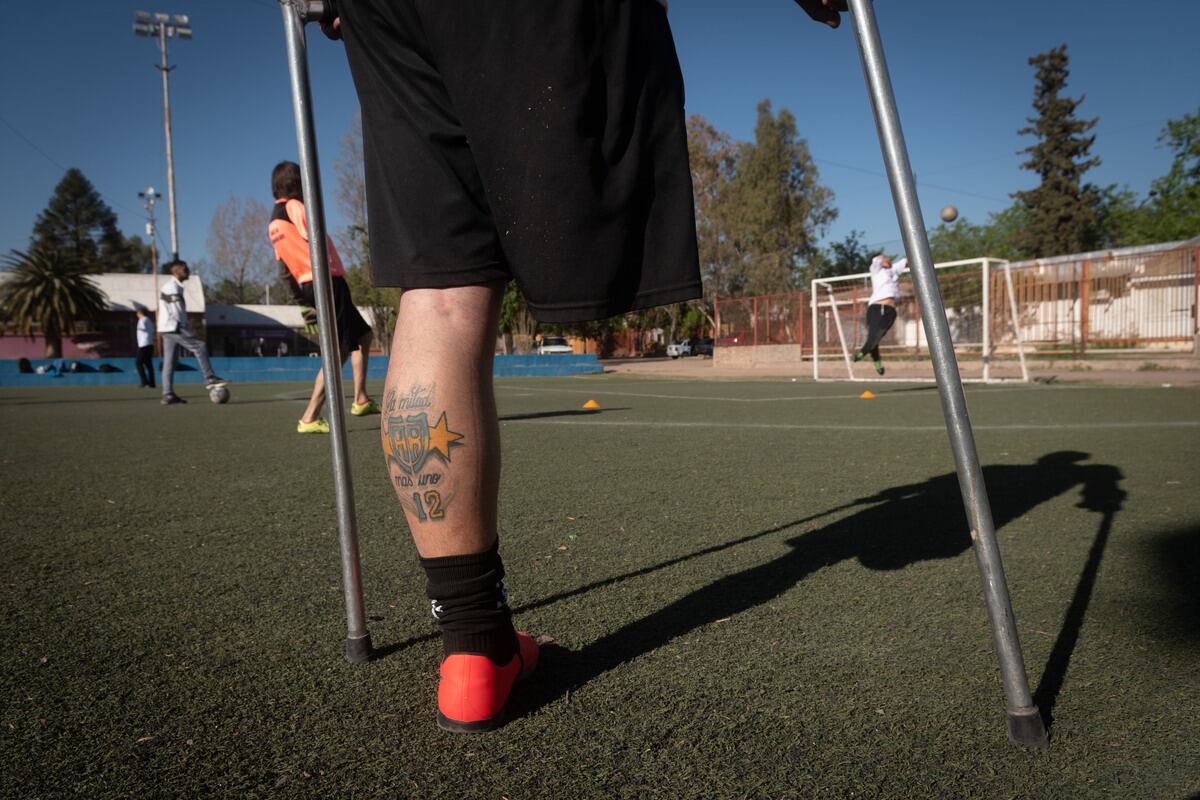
[436,631,539,733]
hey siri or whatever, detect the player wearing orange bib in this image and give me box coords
[269,160,379,433]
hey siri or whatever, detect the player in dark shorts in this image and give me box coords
[269,161,380,433]
[323,0,844,732]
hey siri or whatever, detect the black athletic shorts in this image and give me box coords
[300,275,372,356]
[337,0,702,323]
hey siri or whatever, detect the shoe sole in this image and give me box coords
[435,654,538,734]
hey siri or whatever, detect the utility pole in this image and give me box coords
[139,186,163,355]
[138,186,161,275]
[133,10,192,262]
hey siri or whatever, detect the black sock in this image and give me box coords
[419,540,516,664]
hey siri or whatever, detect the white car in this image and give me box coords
[666,341,692,359]
[536,336,574,355]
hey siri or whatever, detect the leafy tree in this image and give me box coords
[105,234,157,274]
[343,264,400,352]
[819,230,870,278]
[927,204,1031,262]
[332,113,401,353]
[206,196,272,304]
[334,113,371,274]
[1012,45,1100,258]
[0,249,109,357]
[687,114,740,318]
[1120,110,1200,244]
[30,168,127,271]
[725,100,837,294]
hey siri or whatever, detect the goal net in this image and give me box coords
[810,257,1030,383]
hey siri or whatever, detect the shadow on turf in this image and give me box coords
[499,407,630,422]
[1145,524,1200,641]
[505,451,1125,737]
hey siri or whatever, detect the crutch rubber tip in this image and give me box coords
[345,634,374,664]
[1005,705,1049,750]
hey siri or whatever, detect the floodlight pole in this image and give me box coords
[844,0,1048,748]
[157,25,179,260]
[280,0,373,664]
[133,11,191,262]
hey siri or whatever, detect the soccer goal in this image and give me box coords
[810,257,1030,383]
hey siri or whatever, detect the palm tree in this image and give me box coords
[0,249,109,358]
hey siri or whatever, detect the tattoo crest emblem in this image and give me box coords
[384,411,463,476]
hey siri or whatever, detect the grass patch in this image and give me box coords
[2,378,1198,798]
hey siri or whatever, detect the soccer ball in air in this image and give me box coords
[209,386,231,404]
[940,205,959,223]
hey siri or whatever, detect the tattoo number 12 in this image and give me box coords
[411,490,444,521]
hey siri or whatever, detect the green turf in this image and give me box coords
[2,377,1198,799]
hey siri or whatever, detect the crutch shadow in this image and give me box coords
[509,451,1125,728]
[499,407,630,421]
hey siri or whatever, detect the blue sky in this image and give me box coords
[2,0,1198,273]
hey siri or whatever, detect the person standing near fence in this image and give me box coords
[158,260,227,405]
[854,254,906,375]
[134,307,156,389]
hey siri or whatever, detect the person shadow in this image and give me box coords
[511,451,1125,733]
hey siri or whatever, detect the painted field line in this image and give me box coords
[495,382,1122,404]
[505,419,1200,433]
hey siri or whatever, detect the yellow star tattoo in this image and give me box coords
[427,412,464,461]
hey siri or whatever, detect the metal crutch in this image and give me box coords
[842,0,1048,748]
[280,0,373,664]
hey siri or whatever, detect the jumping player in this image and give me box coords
[268,160,379,433]
[158,259,226,404]
[853,254,907,375]
[320,0,843,732]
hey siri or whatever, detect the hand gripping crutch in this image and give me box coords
[280,0,372,664]
[842,0,1048,748]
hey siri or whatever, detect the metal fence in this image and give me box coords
[716,240,1200,358]
[1005,241,1199,351]
[713,291,809,348]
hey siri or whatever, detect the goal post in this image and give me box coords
[811,257,1030,383]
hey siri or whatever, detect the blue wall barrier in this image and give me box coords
[0,354,602,387]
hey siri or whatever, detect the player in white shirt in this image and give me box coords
[853,254,906,375]
[134,308,156,388]
[157,260,227,404]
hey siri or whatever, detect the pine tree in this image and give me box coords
[1012,45,1100,258]
[30,168,127,271]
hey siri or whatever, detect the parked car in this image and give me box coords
[536,336,574,355]
[693,337,714,357]
[715,332,744,346]
[666,341,692,359]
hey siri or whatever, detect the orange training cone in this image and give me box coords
[582,399,601,410]
[859,391,876,399]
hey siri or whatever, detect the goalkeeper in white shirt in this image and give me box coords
[853,254,906,376]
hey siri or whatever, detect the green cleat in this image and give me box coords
[874,360,885,376]
[297,417,330,434]
[350,400,381,417]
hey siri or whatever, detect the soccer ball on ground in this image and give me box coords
[209,386,231,404]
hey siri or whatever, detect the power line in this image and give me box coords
[0,113,70,173]
[813,155,1008,203]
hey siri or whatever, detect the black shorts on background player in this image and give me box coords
[299,276,372,358]
[336,0,702,322]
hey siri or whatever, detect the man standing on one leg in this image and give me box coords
[268,160,379,434]
[157,260,226,405]
[854,254,906,376]
[134,307,156,389]
[324,0,843,733]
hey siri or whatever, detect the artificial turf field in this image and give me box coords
[1,376,1198,799]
